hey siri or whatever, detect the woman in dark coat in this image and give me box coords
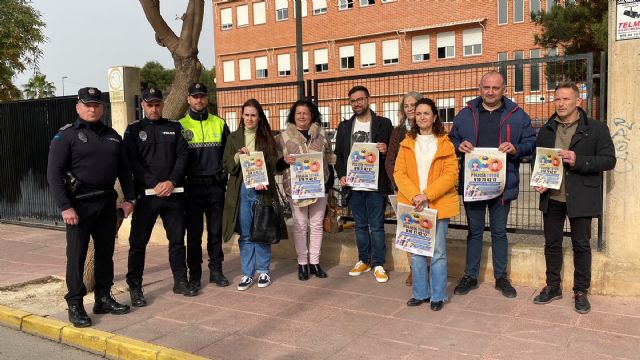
[221,98,286,291]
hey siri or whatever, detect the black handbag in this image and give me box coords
[250,198,282,244]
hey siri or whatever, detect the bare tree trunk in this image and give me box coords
[163,55,202,119]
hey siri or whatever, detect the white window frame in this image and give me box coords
[412,35,430,62]
[513,0,524,23]
[514,50,525,93]
[497,0,508,25]
[340,104,352,121]
[276,0,289,21]
[302,51,309,73]
[530,0,541,15]
[360,42,376,68]
[226,112,238,132]
[530,49,541,92]
[253,2,266,25]
[318,106,330,127]
[498,52,509,85]
[436,98,455,122]
[360,0,375,6]
[462,96,476,109]
[339,0,354,10]
[294,0,308,18]
[279,109,289,131]
[382,39,399,65]
[383,102,399,126]
[277,53,291,76]
[239,58,251,81]
[546,0,556,12]
[312,0,327,14]
[223,60,235,82]
[236,5,249,27]
[339,45,355,70]
[220,8,233,30]
[462,28,482,56]
[437,32,455,59]
[255,56,268,79]
[314,48,328,72]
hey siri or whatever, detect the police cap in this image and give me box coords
[78,87,103,104]
[188,82,208,96]
[142,87,163,102]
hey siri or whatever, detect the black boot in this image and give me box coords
[298,264,309,281]
[210,271,230,287]
[68,304,91,328]
[309,264,327,278]
[93,293,130,315]
[173,281,199,297]
[129,286,147,307]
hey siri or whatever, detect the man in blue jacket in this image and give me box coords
[449,71,536,298]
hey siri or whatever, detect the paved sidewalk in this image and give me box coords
[1,223,639,359]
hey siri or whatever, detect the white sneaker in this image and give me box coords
[373,266,388,283]
[237,276,253,291]
[257,273,271,288]
[348,261,372,276]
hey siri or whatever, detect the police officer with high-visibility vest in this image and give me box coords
[47,87,136,328]
[124,88,197,307]
[179,83,230,288]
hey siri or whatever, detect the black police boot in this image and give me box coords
[210,271,230,287]
[310,264,328,278]
[129,286,147,307]
[68,304,92,328]
[93,293,131,315]
[173,281,198,297]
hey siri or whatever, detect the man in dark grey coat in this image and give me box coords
[532,82,616,314]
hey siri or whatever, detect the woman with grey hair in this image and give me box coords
[384,91,423,286]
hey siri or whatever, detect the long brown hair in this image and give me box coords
[240,98,277,158]
[408,98,446,138]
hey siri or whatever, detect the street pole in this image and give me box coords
[295,0,304,100]
[62,76,68,96]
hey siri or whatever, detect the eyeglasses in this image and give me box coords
[349,96,368,105]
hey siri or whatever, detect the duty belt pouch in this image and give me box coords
[250,199,282,244]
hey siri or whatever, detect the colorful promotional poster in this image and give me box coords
[345,142,379,190]
[530,147,563,190]
[395,203,438,257]
[463,148,506,201]
[290,152,325,200]
[239,151,269,189]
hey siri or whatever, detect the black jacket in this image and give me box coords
[47,118,135,210]
[334,110,393,195]
[123,118,188,195]
[535,108,616,218]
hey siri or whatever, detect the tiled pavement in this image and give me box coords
[1,223,639,359]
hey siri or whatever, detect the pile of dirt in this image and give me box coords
[0,276,68,316]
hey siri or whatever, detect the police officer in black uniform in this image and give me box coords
[124,88,196,306]
[47,87,136,328]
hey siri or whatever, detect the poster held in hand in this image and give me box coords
[345,142,379,191]
[463,148,506,202]
[240,151,269,188]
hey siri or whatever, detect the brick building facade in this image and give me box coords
[212,0,577,130]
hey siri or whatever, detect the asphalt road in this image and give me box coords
[0,325,102,360]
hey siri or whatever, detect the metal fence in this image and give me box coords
[0,94,111,228]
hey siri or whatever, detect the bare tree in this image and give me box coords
[139,0,204,119]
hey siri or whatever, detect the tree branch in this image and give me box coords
[191,1,204,51]
[139,0,180,52]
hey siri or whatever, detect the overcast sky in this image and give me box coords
[14,0,215,96]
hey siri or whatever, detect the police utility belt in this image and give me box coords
[65,172,112,200]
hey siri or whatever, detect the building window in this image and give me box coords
[339,0,354,10]
[437,98,455,122]
[239,58,251,81]
[339,45,355,70]
[514,50,524,92]
[382,39,399,65]
[303,51,309,73]
[220,8,232,30]
[312,0,327,14]
[360,42,376,67]
[462,96,476,109]
[255,56,268,79]
[277,53,291,76]
[278,109,288,131]
[383,102,399,126]
[318,106,330,127]
[340,104,352,121]
[237,5,248,27]
[498,0,508,25]
[546,47,558,90]
[223,60,235,82]
[412,35,430,62]
[276,0,289,21]
[226,112,237,132]
[463,28,482,56]
[253,2,266,25]
[294,0,308,18]
[360,0,375,6]
[513,0,524,22]
[314,48,328,72]
[530,49,541,91]
[263,110,270,123]
[530,0,541,15]
[547,0,556,12]
[437,32,455,59]
[498,52,509,85]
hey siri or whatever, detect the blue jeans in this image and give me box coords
[463,198,510,279]
[237,183,271,277]
[412,219,450,302]
[349,191,386,267]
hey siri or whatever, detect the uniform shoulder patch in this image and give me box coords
[59,124,73,131]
